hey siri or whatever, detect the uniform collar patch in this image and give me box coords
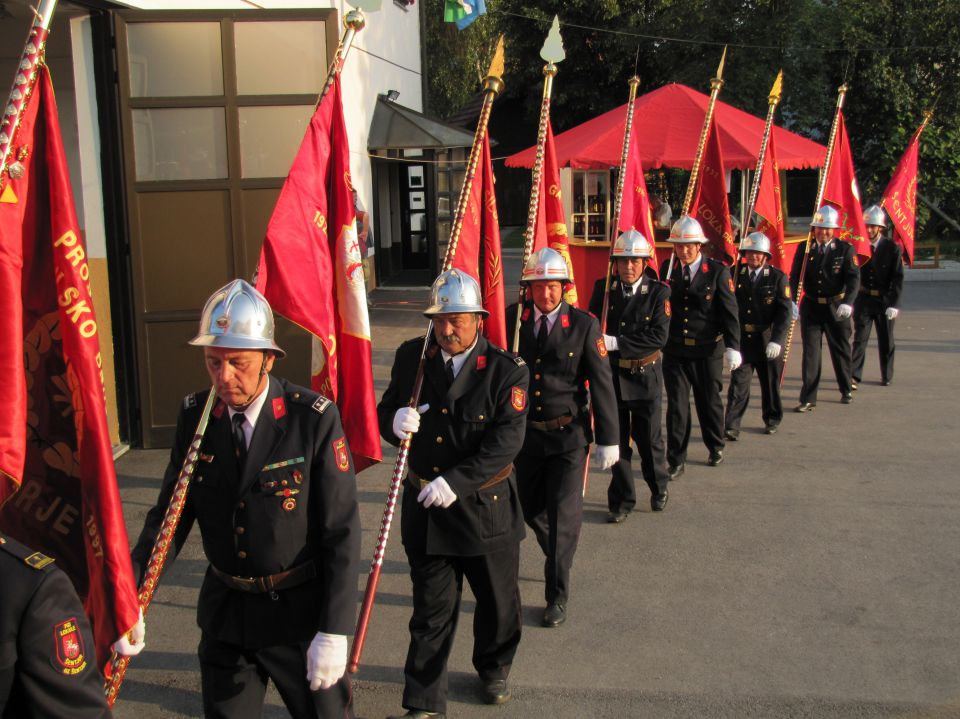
[560,314,570,328]
[476,354,487,370]
[272,396,286,419]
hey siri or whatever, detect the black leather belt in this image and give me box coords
[743,324,769,333]
[409,464,513,490]
[617,349,661,371]
[210,560,316,594]
[813,293,844,305]
[529,414,574,432]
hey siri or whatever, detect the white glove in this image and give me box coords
[765,342,782,359]
[835,303,853,319]
[593,444,620,471]
[791,302,799,321]
[417,476,458,508]
[112,608,146,657]
[885,307,899,320]
[306,632,347,691]
[392,404,430,440]
[725,348,742,371]
[602,334,618,352]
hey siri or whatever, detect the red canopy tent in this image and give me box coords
[505,83,826,170]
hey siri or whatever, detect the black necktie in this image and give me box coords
[232,413,247,470]
[682,265,691,286]
[537,316,549,350]
[624,285,634,298]
[444,357,455,386]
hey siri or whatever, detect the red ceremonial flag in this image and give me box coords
[0,66,140,669]
[822,111,870,262]
[618,136,659,274]
[881,119,928,266]
[534,121,578,306]
[256,75,381,472]
[690,117,737,263]
[753,130,788,271]
[451,130,507,348]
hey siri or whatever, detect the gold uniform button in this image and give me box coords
[534,374,541,380]
[441,408,448,415]
[478,414,485,420]
[293,392,300,399]
[568,352,574,357]
[536,406,542,411]
[683,318,688,323]
[683,329,689,334]
[236,526,245,535]
[238,501,246,509]
[535,359,542,364]
[237,551,247,559]
[534,391,541,397]
[433,466,440,473]
[436,436,443,444]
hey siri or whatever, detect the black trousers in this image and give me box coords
[799,309,853,403]
[609,391,669,512]
[198,634,354,719]
[515,445,587,605]
[663,344,725,467]
[401,544,522,713]
[852,307,895,383]
[725,355,784,430]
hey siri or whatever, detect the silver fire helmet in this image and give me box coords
[811,205,841,229]
[611,229,654,258]
[863,204,887,228]
[423,269,489,317]
[668,215,708,244]
[189,279,285,357]
[521,247,570,283]
[739,231,772,256]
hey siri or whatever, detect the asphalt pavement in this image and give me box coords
[111,276,960,719]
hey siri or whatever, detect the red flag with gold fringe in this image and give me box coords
[451,130,507,348]
[881,118,928,266]
[256,75,381,472]
[534,121,578,306]
[753,130,788,271]
[0,66,140,670]
[823,111,870,262]
[618,137,659,273]
[690,117,737,263]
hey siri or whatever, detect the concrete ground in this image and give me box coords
[111,278,960,719]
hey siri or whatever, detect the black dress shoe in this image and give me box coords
[386,711,445,719]
[841,393,853,404]
[651,491,668,511]
[707,450,724,467]
[606,509,629,524]
[481,678,511,705]
[881,379,891,386]
[794,402,816,413]
[668,463,685,480]
[724,428,740,441]
[542,602,566,627]
[764,423,779,435]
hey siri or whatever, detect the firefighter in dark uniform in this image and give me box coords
[852,204,904,388]
[505,248,619,629]
[724,232,792,438]
[789,205,860,411]
[659,216,741,478]
[379,269,529,719]
[130,280,361,719]
[587,230,671,521]
[0,534,113,718]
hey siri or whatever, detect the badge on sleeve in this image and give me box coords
[54,618,88,675]
[332,437,350,472]
[785,286,792,299]
[728,277,735,292]
[272,397,286,419]
[511,386,527,411]
[664,299,672,317]
[595,337,608,357]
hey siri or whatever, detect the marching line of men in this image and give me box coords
[8,202,900,718]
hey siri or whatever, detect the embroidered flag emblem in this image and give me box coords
[596,337,608,357]
[333,437,350,472]
[511,386,527,411]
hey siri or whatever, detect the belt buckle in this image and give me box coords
[684,338,696,346]
[419,478,429,490]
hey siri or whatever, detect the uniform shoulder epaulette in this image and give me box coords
[311,396,333,414]
[284,387,330,414]
[492,345,526,367]
[0,535,56,570]
[183,392,199,409]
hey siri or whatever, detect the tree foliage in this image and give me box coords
[423,0,960,241]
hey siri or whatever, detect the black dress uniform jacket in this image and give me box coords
[732,263,792,363]
[856,238,903,313]
[377,335,529,556]
[589,276,672,401]
[505,300,618,453]
[659,257,741,355]
[1,535,110,718]
[131,376,361,648]
[790,239,860,312]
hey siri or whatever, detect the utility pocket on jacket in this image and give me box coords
[476,486,509,539]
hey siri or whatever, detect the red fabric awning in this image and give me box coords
[505,83,826,171]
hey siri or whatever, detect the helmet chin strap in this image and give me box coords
[233,352,269,410]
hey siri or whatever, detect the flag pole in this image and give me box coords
[599,75,641,332]
[0,0,58,181]
[664,47,727,283]
[511,15,565,353]
[349,38,506,674]
[780,83,848,383]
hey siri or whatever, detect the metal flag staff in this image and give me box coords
[779,83,848,383]
[349,37,507,674]
[511,15,565,354]
[664,47,728,283]
[103,1,376,706]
